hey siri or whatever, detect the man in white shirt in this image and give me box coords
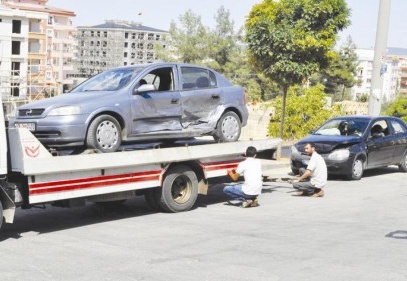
[224,146,263,207]
[292,142,327,197]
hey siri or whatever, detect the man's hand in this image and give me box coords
[227,169,240,181]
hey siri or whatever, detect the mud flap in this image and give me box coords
[0,187,15,224]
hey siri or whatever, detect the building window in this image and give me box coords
[48,16,53,25]
[124,52,127,58]
[104,31,107,37]
[12,41,21,55]
[11,62,20,76]
[12,20,21,34]
[124,42,128,48]
[148,33,154,40]
[11,83,20,97]
[125,32,129,39]
[138,33,144,40]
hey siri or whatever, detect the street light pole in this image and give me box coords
[368,0,391,116]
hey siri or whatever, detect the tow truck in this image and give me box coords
[0,103,280,232]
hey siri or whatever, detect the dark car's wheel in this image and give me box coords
[347,157,364,180]
[86,115,122,153]
[398,151,407,172]
[213,111,241,142]
[291,167,300,175]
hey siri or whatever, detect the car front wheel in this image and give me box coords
[86,115,122,153]
[347,157,364,180]
[213,111,241,142]
[398,151,407,172]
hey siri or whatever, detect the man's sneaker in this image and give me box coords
[241,200,253,208]
[251,199,259,207]
[311,190,325,197]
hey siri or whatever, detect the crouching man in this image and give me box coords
[292,142,327,197]
[223,146,262,207]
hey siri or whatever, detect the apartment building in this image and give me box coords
[75,20,169,77]
[351,48,407,103]
[1,0,75,100]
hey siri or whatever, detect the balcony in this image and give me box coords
[28,52,46,60]
[28,32,46,40]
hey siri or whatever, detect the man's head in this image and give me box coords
[304,142,316,155]
[245,146,257,158]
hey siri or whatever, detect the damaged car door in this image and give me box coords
[179,66,222,130]
[131,66,183,134]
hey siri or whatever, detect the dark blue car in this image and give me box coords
[290,116,407,180]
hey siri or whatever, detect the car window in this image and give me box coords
[138,67,174,92]
[370,120,389,137]
[390,119,407,134]
[72,67,142,92]
[315,119,368,136]
[181,67,217,90]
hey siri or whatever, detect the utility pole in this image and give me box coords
[368,0,391,116]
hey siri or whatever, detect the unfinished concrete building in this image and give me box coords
[0,0,75,114]
[75,20,169,77]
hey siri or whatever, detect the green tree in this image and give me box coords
[310,36,358,101]
[206,6,237,71]
[268,84,343,140]
[159,10,209,63]
[385,97,407,123]
[245,0,350,138]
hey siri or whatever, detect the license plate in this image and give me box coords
[14,122,36,131]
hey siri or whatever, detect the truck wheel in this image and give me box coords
[157,165,198,212]
[347,157,364,180]
[86,115,122,153]
[398,151,407,172]
[144,188,164,211]
[213,112,241,142]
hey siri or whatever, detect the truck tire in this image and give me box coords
[157,165,198,212]
[86,115,122,153]
[213,111,241,142]
[144,188,164,211]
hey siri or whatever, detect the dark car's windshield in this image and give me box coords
[314,119,370,136]
[71,67,144,92]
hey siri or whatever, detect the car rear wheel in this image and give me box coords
[86,115,122,153]
[213,111,241,142]
[398,151,407,172]
[347,157,364,180]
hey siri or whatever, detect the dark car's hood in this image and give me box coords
[295,134,362,153]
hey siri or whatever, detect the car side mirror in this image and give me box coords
[371,133,383,139]
[134,84,155,94]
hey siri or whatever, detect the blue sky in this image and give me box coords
[49,0,407,49]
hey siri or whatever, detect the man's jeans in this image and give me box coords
[224,185,251,201]
[293,181,319,195]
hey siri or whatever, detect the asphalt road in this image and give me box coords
[0,164,406,281]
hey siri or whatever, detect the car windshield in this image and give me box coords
[71,67,144,92]
[314,119,370,136]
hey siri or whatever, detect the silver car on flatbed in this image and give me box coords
[11,63,248,153]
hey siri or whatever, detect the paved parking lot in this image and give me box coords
[0,164,406,281]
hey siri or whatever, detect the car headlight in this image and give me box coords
[328,149,350,161]
[48,106,81,116]
[291,145,299,154]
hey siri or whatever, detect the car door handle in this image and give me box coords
[171,98,179,104]
[212,94,220,99]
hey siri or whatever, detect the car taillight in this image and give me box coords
[243,91,247,104]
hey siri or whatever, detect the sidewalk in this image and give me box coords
[260,158,292,178]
